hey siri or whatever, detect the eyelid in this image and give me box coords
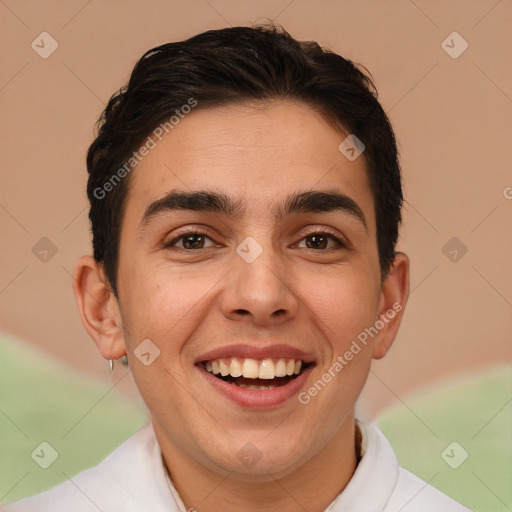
[162,226,219,248]
[297,226,350,248]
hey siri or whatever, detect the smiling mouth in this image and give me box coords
[200,357,313,390]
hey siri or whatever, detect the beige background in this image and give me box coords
[1,0,511,421]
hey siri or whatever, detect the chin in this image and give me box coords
[209,439,312,481]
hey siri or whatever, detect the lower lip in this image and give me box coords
[198,365,315,409]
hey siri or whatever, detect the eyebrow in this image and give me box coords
[138,188,367,234]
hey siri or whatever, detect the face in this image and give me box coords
[114,100,389,479]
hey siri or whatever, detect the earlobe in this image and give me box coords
[72,255,127,360]
[372,252,410,360]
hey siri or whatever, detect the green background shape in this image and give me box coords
[377,365,511,511]
[0,332,148,504]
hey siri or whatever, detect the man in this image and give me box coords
[3,24,472,511]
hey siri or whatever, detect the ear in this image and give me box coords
[372,252,410,360]
[72,255,127,360]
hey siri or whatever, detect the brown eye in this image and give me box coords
[164,231,217,250]
[181,234,206,249]
[297,232,345,250]
[305,234,329,249]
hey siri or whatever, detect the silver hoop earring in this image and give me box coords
[108,356,129,374]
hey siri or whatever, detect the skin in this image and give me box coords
[73,99,409,512]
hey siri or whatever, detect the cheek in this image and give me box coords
[119,262,222,359]
[300,267,379,350]
[123,277,192,343]
[119,270,206,414]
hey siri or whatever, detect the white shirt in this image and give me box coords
[2,420,472,512]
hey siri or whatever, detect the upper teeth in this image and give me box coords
[204,358,303,379]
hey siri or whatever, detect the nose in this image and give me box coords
[220,240,299,326]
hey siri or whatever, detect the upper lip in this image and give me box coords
[195,344,316,364]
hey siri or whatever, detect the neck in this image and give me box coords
[157,415,360,512]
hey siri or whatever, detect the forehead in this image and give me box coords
[124,100,375,230]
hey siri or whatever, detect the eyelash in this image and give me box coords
[163,227,348,251]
